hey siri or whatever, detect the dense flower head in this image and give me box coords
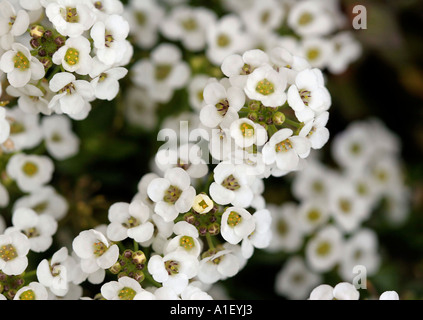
[0,0,411,302]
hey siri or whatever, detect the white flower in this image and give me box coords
[269,47,311,85]
[221,207,255,245]
[0,106,10,144]
[298,37,333,69]
[45,0,96,38]
[206,14,249,66]
[147,167,196,222]
[89,0,124,20]
[181,282,213,300]
[230,118,267,149]
[292,159,337,201]
[4,106,43,151]
[160,6,216,52]
[6,83,51,115]
[275,256,321,300]
[287,0,335,37]
[0,1,29,50]
[124,0,165,49]
[199,82,245,129]
[208,124,235,162]
[241,0,284,36]
[265,203,304,253]
[13,186,68,221]
[14,282,48,300]
[209,162,254,208]
[48,72,94,119]
[132,43,190,103]
[0,43,44,87]
[262,128,311,172]
[0,230,30,275]
[287,68,331,122]
[221,49,270,88]
[72,229,119,274]
[197,248,240,284]
[148,251,199,294]
[90,14,129,66]
[379,291,399,300]
[332,282,360,300]
[90,66,128,101]
[309,282,360,300]
[155,143,208,179]
[308,284,335,300]
[52,36,92,75]
[339,228,380,282]
[164,221,201,257]
[37,247,76,297]
[192,193,214,214]
[244,65,287,107]
[8,207,57,253]
[6,153,54,193]
[101,276,155,300]
[305,225,343,273]
[41,114,80,160]
[297,199,330,234]
[106,199,154,243]
[188,74,210,112]
[241,208,272,259]
[299,111,330,149]
[327,31,362,75]
[328,180,371,233]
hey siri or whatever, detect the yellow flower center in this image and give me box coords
[0,244,17,262]
[227,211,242,228]
[255,78,275,96]
[64,48,79,66]
[22,161,39,177]
[275,139,292,153]
[179,236,195,250]
[13,51,30,71]
[118,287,136,300]
[19,289,36,300]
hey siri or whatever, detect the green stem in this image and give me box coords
[143,271,162,288]
[206,232,215,250]
[23,270,37,282]
[284,118,302,128]
[267,124,278,137]
[133,240,139,252]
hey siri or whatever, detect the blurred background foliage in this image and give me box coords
[32,0,423,299]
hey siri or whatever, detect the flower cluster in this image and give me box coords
[123,0,359,131]
[269,119,409,300]
[0,0,410,303]
[0,0,131,124]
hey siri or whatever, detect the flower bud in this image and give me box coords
[248,100,261,111]
[44,30,53,38]
[248,112,258,122]
[273,112,285,125]
[132,250,146,265]
[208,223,220,235]
[38,49,46,57]
[184,212,196,225]
[54,36,66,47]
[109,262,122,274]
[30,38,40,49]
[132,270,145,282]
[198,225,208,236]
[39,57,53,69]
[30,25,45,39]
